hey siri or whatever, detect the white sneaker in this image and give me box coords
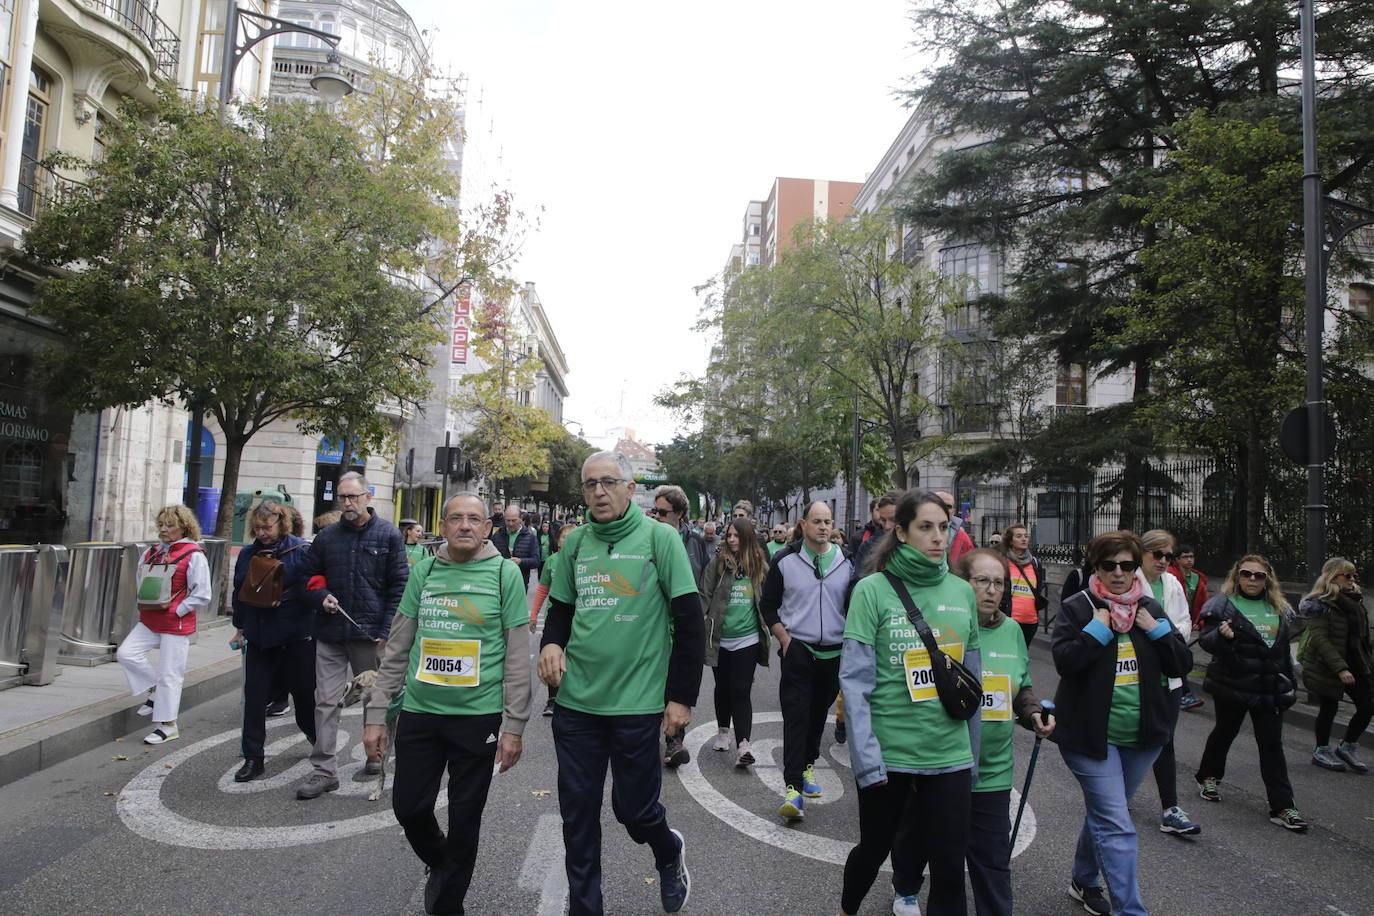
[735,740,754,768]
[892,892,922,916]
[136,697,155,717]
[712,728,731,751]
[144,725,179,745]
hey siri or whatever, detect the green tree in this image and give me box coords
[901,0,1374,534]
[530,429,595,515]
[24,90,446,537]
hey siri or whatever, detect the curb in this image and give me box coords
[0,656,242,790]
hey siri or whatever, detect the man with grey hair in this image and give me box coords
[296,471,409,800]
[539,451,702,913]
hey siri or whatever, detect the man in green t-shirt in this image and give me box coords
[538,452,703,914]
[363,492,531,916]
[767,524,790,559]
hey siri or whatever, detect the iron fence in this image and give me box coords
[81,0,181,80]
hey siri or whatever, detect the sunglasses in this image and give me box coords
[1097,560,1140,573]
[1238,569,1269,581]
[1151,551,1176,562]
[650,507,673,517]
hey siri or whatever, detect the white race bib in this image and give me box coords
[981,673,1012,721]
[903,639,964,703]
[1114,639,1139,687]
[417,638,480,687]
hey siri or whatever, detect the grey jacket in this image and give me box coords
[365,540,532,735]
[759,542,853,646]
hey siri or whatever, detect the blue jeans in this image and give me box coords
[1060,744,1161,916]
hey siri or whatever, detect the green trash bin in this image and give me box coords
[231,488,294,544]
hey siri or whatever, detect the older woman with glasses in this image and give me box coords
[1194,555,1307,832]
[1298,558,1373,773]
[1050,530,1191,916]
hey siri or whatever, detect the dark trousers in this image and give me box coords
[1315,675,1374,746]
[1019,621,1038,648]
[779,643,840,790]
[1196,696,1294,812]
[1153,686,1183,810]
[552,707,678,916]
[392,711,500,916]
[241,638,315,760]
[712,645,759,742]
[967,789,1013,916]
[845,769,972,916]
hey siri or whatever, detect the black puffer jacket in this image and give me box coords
[231,535,315,647]
[302,509,408,641]
[1198,593,1296,712]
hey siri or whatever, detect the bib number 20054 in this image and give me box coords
[417,638,480,687]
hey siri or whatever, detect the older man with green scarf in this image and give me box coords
[538,451,704,914]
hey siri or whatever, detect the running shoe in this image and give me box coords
[735,740,754,768]
[801,764,822,797]
[266,698,290,717]
[891,892,922,915]
[136,697,155,717]
[663,736,690,768]
[1269,808,1309,832]
[1068,878,1111,915]
[542,698,555,717]
[777,786,804,820]
[1312,746,1347,771]
[658,828,690,913]
[1179,693,1204,711]
[712,728,731,752]
[1160,806,1201,835]
[1197,776,1221,802]
[1336,741,1367,774]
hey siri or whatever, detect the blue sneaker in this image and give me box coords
[892,892,922,915]
[778,786,804,819]
[1160,806,1201,836]
[802,764,822,797]
[657,828,690,913]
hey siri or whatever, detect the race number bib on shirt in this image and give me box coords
[1010,579,1033,599]
[903,640,964,702]
[416,638,480,687]
[1114,639,1139,686]
[981,673,1012,721]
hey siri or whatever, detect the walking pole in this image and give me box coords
[231,632,247,758]
[1011,699,1055,848]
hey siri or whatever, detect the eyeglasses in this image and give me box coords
[444,514,487,526]
[650,507,675,517]
[1097,560,1140,573]
[581,477,628,493]
[337,492,367,502]
[1151,551,1176,562]
[969,576,1005,592]
[1238,569,1269,581]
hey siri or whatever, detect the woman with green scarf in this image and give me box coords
[839,488,981,916]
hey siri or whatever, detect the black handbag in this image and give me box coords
[883,572,982,721]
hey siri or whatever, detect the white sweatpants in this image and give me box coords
[116,622,191,722]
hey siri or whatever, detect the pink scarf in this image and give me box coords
[1089,573,1143,633]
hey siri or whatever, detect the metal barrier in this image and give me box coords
[60,543,129,665]
[0,546,38,688]
[24,546,68,685]
[201,537,229,621]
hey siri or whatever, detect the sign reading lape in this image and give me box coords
[451,285,471,364]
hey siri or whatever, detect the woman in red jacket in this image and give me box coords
[116,505,211,745]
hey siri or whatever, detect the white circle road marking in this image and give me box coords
[118,708,444,850]
[675,713,1036,867]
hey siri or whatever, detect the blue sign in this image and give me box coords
[316,437,366,466]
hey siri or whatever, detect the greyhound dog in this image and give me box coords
[342,669,402,801]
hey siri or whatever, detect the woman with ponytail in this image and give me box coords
[1050,530,1191,916]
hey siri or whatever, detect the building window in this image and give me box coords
[939,242,997,333]
[746,251,759,266]
[749,222,760,236]
[1056,362,1087,409]
[1056,168,1085,206]
[17,66,50,217]
[1350,284,1373,320]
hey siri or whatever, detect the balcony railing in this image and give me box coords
[17,155,81,219]
[80,0,181,80]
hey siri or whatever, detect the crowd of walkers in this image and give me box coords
[114,459,1372,915]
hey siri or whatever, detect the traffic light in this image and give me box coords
[434,446,464,477]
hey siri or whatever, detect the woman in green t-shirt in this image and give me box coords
[700,518,770,767]
[529,523,575,716]
[839,488,981,916]
[1195,554,1307,832]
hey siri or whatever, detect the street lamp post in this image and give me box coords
[183,1,356,514]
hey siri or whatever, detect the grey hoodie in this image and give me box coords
[364,539,532,735]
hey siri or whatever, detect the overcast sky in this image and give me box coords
[402,0,920,449]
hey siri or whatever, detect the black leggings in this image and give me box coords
[841,769,972,916]
[1315,675,1374,747]
[712,644,759,742]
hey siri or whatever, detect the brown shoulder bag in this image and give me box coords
[237,543,305,609]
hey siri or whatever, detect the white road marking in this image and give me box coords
[746,737,846,804]
[118,707,446,850]
[676,713,1036,867]
[518,813,569,916]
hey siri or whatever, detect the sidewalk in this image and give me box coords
[0,618,242,790]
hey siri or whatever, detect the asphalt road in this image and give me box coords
[1,630,1372,916]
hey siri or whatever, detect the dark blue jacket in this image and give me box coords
[303,509,408,641]
[491,525,541,576]
[231,534,315,647]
